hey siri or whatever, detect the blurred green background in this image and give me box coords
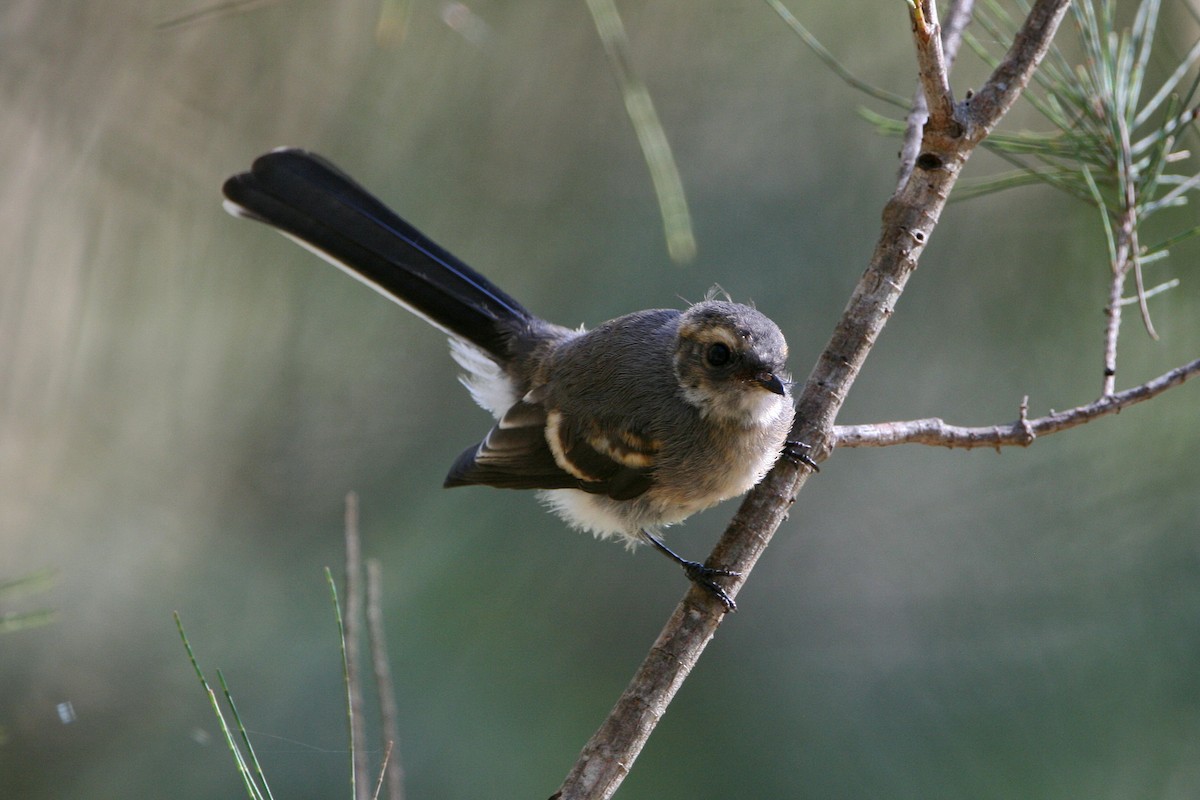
[2,1,1199,797]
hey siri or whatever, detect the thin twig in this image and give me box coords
[367,558,405,800]
[373,742,395,800]
[327,568,357,800]
[964,0,1071,139]
[898,0,976,189]
[553,3,1072,798]
[937,1,974,84]
[1101,107,1151,396]
[833,356,1200,448]
[911,0,958,131]
[343,491,369,800]
[1103,239,1128,396]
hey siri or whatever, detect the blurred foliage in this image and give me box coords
[0,570,57,635]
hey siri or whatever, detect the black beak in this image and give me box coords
[753,371,786,395]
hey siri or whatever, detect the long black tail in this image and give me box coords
[223,149,535,360]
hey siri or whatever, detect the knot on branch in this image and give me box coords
[1016,396,1036,446]
[915,152,944,171]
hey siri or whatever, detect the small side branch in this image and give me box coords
[834,357,1200,449]
[908,0,958,131]
[964,0,1071,138]
[1101,111,1157,395]
[898,0,975,188]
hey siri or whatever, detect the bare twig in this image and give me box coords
[553,3,1072,798]
[367,559,406,800]
[963,1,1070,137]
[936,1,974,91]
[910,0,958,131]
[343,491,369,800]
[1103,249,1127,395]
[345,495,406,800]
[833,356,1200,448]
[1103,103,1160,394]
[898,0,976,188]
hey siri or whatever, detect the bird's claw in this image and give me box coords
[641,529,740,612]
[783,439,820,472]
[680,560,740,612]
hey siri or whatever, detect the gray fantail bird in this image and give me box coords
[223,149,812,610]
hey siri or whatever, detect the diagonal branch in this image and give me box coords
[833,356,1200,448]
[553,2,1072,798]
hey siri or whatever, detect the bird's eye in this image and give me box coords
[706,342,733,367]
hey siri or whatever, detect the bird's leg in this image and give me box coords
[640,530,739,612]
[782,439,820,472]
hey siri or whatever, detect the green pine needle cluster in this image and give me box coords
[852,0,1198,335]
[963,0,1200,254]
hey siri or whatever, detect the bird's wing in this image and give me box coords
[443,402,656,501]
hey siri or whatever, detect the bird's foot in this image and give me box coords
[640,530,740,612]
[782,439,820,472]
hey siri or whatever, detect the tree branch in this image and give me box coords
[553,2,1072,798]
[833,356,1200,448]
[898,0,975,188]
[910,0,958,131]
